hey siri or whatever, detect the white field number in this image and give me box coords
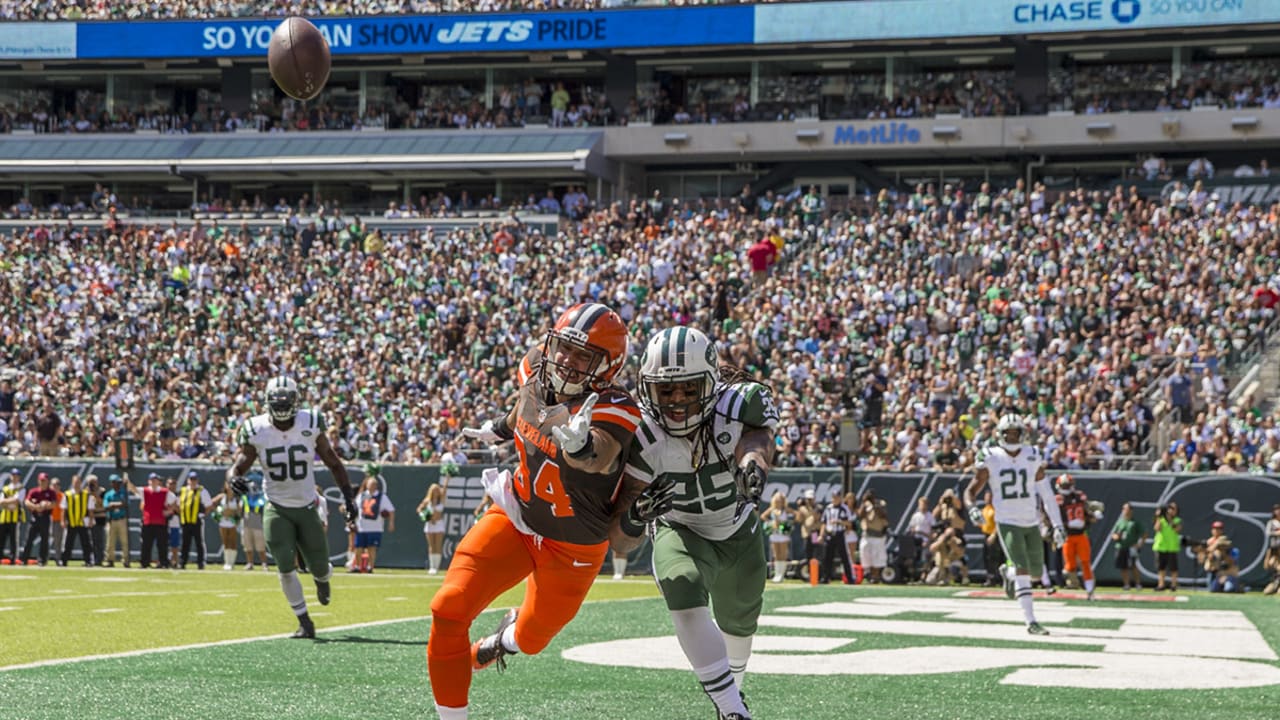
[562,597,1280,689]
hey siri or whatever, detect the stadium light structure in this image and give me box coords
[795,128,822,141]
[1231,116,1260,131]
[932,125,960,141]
[1086,122,1115,138]
[663,132,690,145]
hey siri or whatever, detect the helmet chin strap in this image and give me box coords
[1000,442,1022,452]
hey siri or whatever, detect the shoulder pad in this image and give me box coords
[718,382,779,430]
[518,347,543,387]
[236,418,255,446]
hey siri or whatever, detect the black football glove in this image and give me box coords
[628,476,677,525]
[230,476,250,497]
[736,459,767,504]
[341,486,359,531]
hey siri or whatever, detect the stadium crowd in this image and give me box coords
[2,175,1279,474]
[0,0,665,21]
[4,56,1278,134]
[1051,58,1280,114]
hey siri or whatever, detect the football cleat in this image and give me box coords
[291,616,316,639]
[1027,622,1050,636]
[472,609,518,672]
[999,564,1014,600]
[316,580,331,606]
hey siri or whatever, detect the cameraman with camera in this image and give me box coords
[1152,503,1182,592]
[1199,521,1241,593]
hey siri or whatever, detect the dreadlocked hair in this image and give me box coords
[718,363,769,392]
[688,363,773,475]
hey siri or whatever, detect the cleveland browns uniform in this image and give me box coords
[1056,475,1097,587]
[509,346,639,544]
[428,302,639,719]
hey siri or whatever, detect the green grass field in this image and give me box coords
[1,567,1278,720]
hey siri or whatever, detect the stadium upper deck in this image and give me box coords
[0,0,1277,212]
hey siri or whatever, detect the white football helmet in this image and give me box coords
[996,413,1025,452]
[266,375,300,425]
[639,327,720,437]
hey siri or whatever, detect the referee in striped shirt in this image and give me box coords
[60,474,96,567]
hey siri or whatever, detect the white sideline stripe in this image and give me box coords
[0,582,433,604]
[0,615,430,673]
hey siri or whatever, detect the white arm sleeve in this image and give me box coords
[1035,477,1064,529]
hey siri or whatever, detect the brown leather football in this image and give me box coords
[267,17,331,101]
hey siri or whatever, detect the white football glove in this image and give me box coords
[461,420,506,445]
[552,392,597,456]
[967,504,984,526]
[1052,526,1067,548]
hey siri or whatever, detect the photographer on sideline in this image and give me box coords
[1199,521,1241,593]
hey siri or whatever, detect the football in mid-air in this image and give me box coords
[268,16,331,101]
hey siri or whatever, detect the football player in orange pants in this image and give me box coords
[1056,475,1100,599]
[427,303,642,720]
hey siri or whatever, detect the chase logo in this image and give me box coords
[1111,0,1140,23]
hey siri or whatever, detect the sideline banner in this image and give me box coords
[756,0,1280,44]
[0,22,75,59]
[73,7,752,60]
[5,460,1275,587]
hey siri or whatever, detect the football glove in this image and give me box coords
[462,419,509,445]
[341,486,359,531]
[967,504,984,526]
[736,459,766,503]
[552,392,597,457]
[1052,526,1067,548]
[230,476,250,497]
[628,476,677,525]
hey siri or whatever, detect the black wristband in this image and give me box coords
[566,431,596,460]
[494,415,515,441]
[619,507,646,537]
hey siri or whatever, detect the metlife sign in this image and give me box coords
[73,7,752,59]
[755,0,1276,44]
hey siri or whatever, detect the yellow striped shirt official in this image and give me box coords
[0,485,23,524]
[64,490,90,528]
[180,486,204,525]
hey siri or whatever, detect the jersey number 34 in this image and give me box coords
[513,436,575,517]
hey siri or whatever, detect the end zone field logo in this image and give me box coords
[564,597,1280,689]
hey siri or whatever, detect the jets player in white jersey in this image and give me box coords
[963,414,1065,636]
[611,327,777,720]
[228,376,359,639]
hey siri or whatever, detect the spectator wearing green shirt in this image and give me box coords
[1152,503,1182,592]
[1110,502,1146,591]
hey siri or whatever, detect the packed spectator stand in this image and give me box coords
[2,177,1278,476]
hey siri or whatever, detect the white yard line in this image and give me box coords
[0,582,434,604]
[0,615,431,673]
[0,591,660,673]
